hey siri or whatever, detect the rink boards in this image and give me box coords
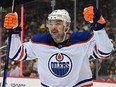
[0,77,116,87]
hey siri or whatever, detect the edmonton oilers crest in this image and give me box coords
[48,53,72,77]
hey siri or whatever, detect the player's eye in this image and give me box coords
[55,22,61,25]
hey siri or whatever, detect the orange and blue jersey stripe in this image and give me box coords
[93,44,111,59]
[41,78,93,87]
[11,45,27,61]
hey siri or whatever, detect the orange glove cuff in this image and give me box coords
[97,16,106,24]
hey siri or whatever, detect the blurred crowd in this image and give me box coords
[0,0,116,81]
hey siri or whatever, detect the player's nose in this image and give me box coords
[51,25,57,30]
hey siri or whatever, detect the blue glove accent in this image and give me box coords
[8,27,22,34]
[91,7,106,31]
[93,7,101,23]
[91,23,106,31]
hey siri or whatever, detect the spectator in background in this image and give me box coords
[33,59,38,72]
[30,70,39,78]
[38,24,47,33]
[8,61,20,77]
[23,68,31,77]
[90,60,96,79]
[3,6,113,86]
[0,58,5,76]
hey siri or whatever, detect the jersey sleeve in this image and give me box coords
[88,29,114,59]
[9,34,37,61]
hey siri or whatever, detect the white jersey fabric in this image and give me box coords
[9,29,113,87]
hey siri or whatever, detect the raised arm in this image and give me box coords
[4,12,37,61]
[83,6,114,59]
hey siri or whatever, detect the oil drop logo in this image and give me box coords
[48,53,72,77]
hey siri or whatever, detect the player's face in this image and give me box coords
[48,20,65,43]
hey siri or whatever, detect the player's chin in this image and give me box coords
[51,32,57,36]
[51,34,57,39]
[51,33,59,39]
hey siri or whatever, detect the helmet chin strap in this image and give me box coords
[59,21,69,43]
[59,29,67,43]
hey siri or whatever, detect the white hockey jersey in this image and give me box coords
[9,29,113,87]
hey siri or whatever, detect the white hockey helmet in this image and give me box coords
[48,9,71,23]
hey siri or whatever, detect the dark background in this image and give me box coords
[0,0,34,8]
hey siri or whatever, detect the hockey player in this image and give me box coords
[3,6,113,87]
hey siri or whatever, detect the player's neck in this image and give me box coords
[53,34,69,44]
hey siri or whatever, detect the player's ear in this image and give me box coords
[65,22,69,27]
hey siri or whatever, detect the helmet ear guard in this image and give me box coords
[64,22,70,33]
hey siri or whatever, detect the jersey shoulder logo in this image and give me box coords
[48,53,72,77]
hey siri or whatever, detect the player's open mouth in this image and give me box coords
[51,30,58,34]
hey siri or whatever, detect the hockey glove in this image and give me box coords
[83,6,106,31]
[4,12,21,34]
